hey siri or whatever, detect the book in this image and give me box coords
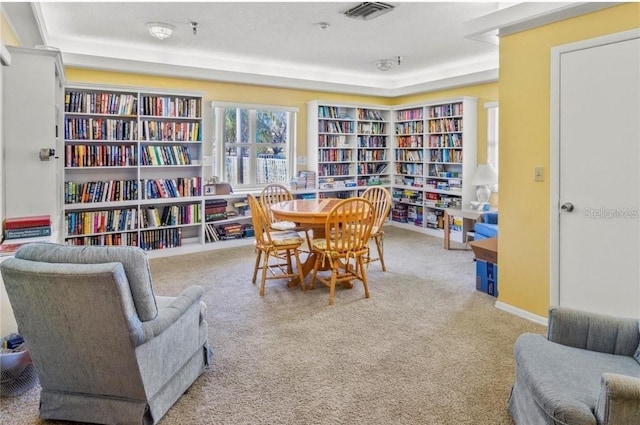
[4,226,51,240]
[4,215,51,230]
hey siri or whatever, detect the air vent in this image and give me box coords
[342,2,395,21]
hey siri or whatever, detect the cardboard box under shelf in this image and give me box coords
[469,237,497,264]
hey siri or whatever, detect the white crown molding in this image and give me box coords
[62,52,499,98]
[464,2,621,42]
[0,43,11,66]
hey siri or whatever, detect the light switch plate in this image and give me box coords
[534,166,544,182]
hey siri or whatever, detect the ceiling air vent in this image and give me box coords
[342,2,395,21]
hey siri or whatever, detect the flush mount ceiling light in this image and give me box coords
[147,22,175,40]
[316,22,331,30]
[375,56,402,72]
[375,59,394,71]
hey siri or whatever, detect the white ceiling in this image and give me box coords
[2,2,618,96]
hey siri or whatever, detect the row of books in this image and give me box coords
[139,96,201,118]
[428,103,463,118]
[396,149,423,162]
[140,120,201,142]
[142,204,201,228]
[318,149,353,162]
[66,228,182,251]
[65,117,138,141]
[396,135,424,148]
[428,133,463,148]
[318,121,354,134]
[141,145,193,166]
[318,163,353,177]
[427,118,463,133]
[430,149,463,163]
[65,233,139,247]
[65,91,138,115]
[140,177,202,199]
[395,121,424,135]
[139,228,182,251]
[65,205,202,237]
[396,109,424,121]
[357,135,387,148]
[357,150,387,162]
[65,144,137,168]
[66,208,138,236]
[357,108,386,121]
[357,122,386,134]
[357,163,389,175]
[65,180,138,204]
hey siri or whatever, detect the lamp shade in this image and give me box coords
[471,163,498,186]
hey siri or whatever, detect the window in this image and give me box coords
[211,102,297,189]
[485,101,499,191]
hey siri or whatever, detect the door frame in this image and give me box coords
[549,28,640,307]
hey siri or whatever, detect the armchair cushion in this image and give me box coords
[15,242,158,321]
[474,212,498,240]
[509,307,640,425]
[512,333,639,424]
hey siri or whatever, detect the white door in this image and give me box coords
[551,30,640,318]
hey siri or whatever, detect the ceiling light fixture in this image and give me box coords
[316,22,331,30]
[147,22,175,40]
[375,59,394,72]
[375,56,403,71]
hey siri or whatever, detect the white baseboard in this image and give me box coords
[495,301,548,326]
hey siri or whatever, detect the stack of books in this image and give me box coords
[4,215,51,240]
[1,215,52,255]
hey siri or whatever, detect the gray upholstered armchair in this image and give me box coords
[509,306,640,425]
[1,243,211,425]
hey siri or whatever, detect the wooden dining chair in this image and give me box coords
[309,197,375,305]
[260,183,312,249]
[361,186,392,271]
[247,194,306,295]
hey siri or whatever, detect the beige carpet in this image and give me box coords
[0,227,544,424]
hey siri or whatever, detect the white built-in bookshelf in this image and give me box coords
[391,97,478,242]
[63,85,207,254]
[307,101,391,199]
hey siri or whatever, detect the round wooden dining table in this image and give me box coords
[269,198,351,287]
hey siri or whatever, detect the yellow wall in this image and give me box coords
[1,12,20,46]
[65,69,497,169]
[498,3,640,317]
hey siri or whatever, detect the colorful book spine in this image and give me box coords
[4,226,52,240]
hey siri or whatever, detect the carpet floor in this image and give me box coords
[0,227,544,424]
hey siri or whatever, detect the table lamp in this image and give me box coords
[471,163,498,205]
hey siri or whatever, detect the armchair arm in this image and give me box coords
[595,373,640,425]
[137,285,204,345]
[547,307,640,356]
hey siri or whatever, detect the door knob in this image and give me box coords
[561,202,574,212]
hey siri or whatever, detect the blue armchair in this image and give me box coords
[474,211,498,240]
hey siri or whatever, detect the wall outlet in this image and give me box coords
[534,166,544,182]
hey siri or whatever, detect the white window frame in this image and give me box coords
[485,101,499,192]
[211,101,298,190]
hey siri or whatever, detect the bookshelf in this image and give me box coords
[203,192,255,245]
[307,101,391,199]
[391,97,478,242]
[63,85,206,254]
